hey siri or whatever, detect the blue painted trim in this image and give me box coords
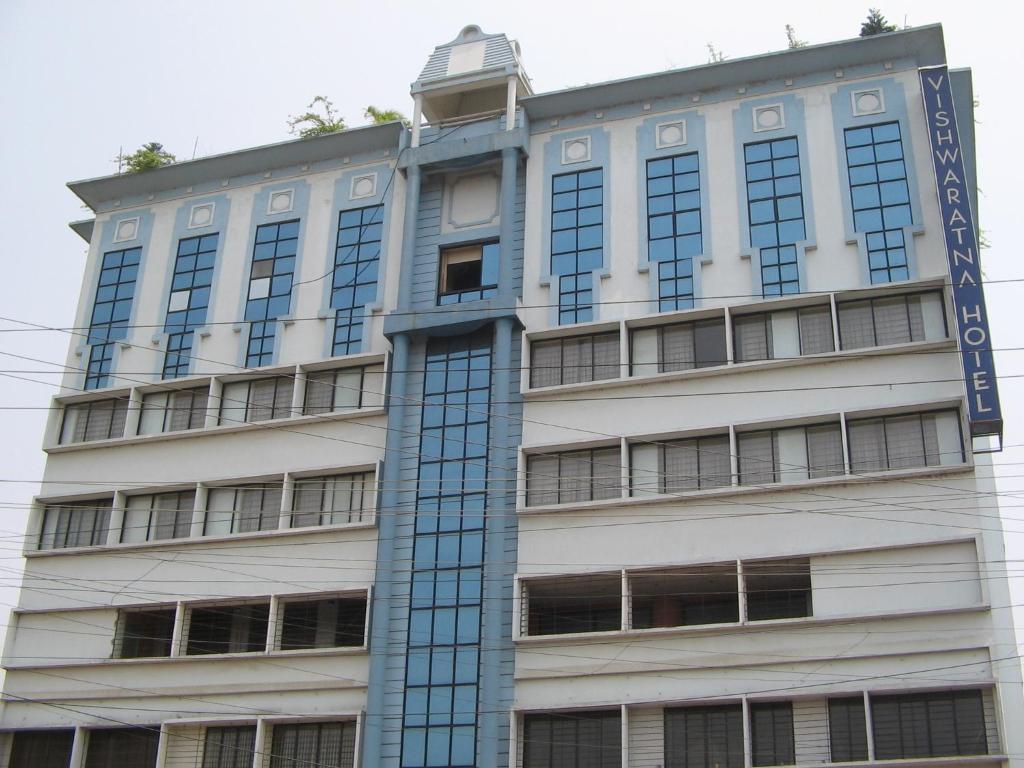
[733,93,816,296]
[363,333,410,767]
[78,210,155,390]
[497,148,520,302]
[477,316,519,768]
[635,110,711,309]
[830,78,924,286]
[437,226,501,247]
[321,163,395,359]
[397,166,423,312]
[540,127,611,325]
[155,194,231,377]
[235,181,311,368]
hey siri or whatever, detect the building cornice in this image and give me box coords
[521,25,946,121]
[67,121,406,211]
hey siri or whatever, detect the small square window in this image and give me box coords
[438,242,498,304]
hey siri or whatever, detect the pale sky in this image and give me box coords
[1,0,1022,655]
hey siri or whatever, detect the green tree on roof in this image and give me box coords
[364,106,409,126]
[288,96,347,138]
[860,8,897,36]
[121,142,176,173]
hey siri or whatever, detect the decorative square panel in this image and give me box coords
[753,104,785,132]
[561,136,591,165]
[112,217,140,243]
[350,173,377,200]
[852,88,886,116]
[655,120,687,149]
[168,290,190,312]
[188,203,215,229]
[267,189,294,215]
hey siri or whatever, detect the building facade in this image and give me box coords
[0,22,1021,768]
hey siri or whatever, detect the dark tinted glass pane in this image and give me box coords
[119,609,176,658]
[665,705,744,768]
[523,711,621,768]
[828,697,868,762]
[84,728,159,768]
[10,730,74,768]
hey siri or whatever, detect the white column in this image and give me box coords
[265,595,280,653]
[724,307,735,364]
[191,484,208,538]
[829,293,841,351]
[154,724,169,768]
[620,704,629,768]
[107,490,126,546]
[620,437,630,499]
[291,367,306,417]
[863,690,875,761]
[742,697,753,768]
[279,473,294,530]
[620,570,630,631]
[69,726,87,768]
[124,387,143,437]
[505,76,518,131]
[205,377,223,428]
[737,560,747,623]
[170,600,186,657]
[411,94,424,148]
[254,718,269,768]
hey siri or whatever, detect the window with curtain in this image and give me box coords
[38,498,113,550]
[121,490,195,543]
[523,711,621,768]
[204,484,283,536]
[218,376,293,425]
[59,398,129,444]
[137,386,209,434]
[530,332,619,388]
[664,704,744,768]
[527,446,621,506]
[269,722,357,768]
[291,472,374,528]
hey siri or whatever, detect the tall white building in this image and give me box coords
[0,22,1020,768]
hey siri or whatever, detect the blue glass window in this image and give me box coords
[844,122,913,284]
[163,233,217,378]
[85,246,141,389]
[332,205,383,356]
[551,169,603,324]
[244,220,298,367]
[402,333,491,768]
[647,153,702,311]
[744,138,806,296]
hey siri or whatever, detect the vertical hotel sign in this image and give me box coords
[919,66,1002,446]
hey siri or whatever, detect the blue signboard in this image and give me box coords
[919,66,1002,446]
